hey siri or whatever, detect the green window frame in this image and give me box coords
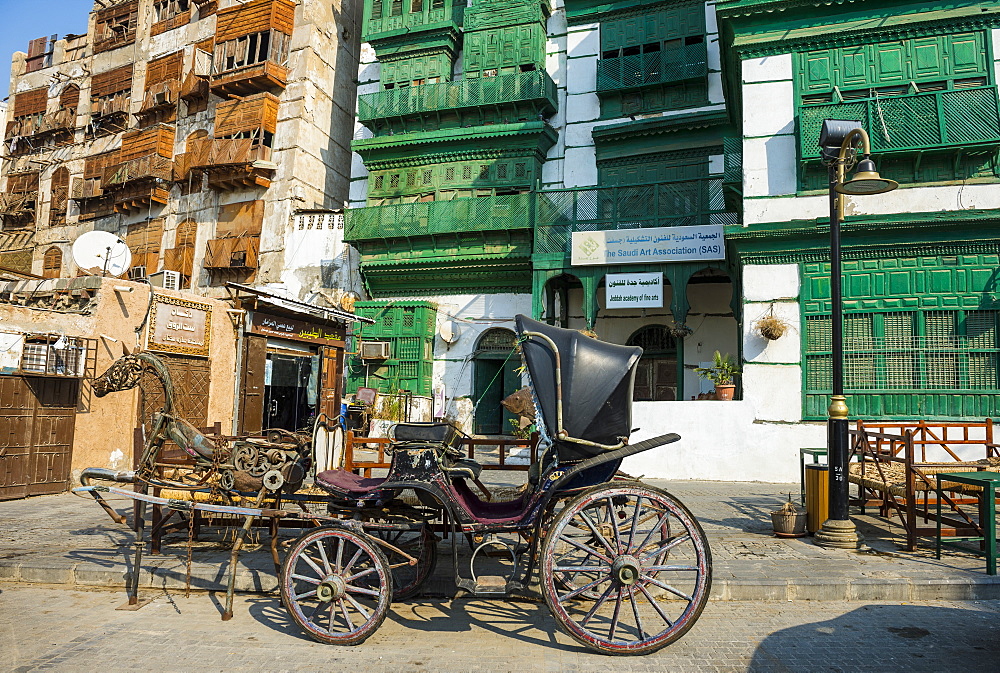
[795,31,1000,190]
[804,309,1000,418]
[596,1,708,99]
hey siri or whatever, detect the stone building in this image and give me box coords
[1,0,363,302]
[0,1,371,499]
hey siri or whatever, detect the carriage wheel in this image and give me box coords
[541,484,711,655]
[280,527,393,645]
[368,525,437,600]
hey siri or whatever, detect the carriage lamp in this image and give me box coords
[814,121,898,550]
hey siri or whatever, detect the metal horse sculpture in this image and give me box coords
[83,351,309,618]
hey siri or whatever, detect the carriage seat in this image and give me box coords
[442,456,482,482]
[315,469,386,497]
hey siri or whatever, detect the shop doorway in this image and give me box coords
[263,349,320,433]
[627,325,678,401]
[473,329,520,435]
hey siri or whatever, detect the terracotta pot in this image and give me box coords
[714,384,736,401]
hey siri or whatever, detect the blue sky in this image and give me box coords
[0,0,92,99]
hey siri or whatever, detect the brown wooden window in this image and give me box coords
[152,0,191,37]
[48,167,70,226]
[162,219,198,287]
[94,1,139,54]
[126,218,165,278]
[42,247,62,279]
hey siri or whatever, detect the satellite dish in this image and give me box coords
[72,231,132,277]
[439,319,460,344]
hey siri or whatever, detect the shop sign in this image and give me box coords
[571,224,725,266]
[249,313,346,347]
[605,273,663,309]
[147,294,212,357]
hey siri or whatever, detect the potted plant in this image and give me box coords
[694,351,740,401]
[754,305,791,341]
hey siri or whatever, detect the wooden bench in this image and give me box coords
[344,430,540,478]
[848,420,1000,550]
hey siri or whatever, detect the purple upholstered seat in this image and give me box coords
[315,469,386,496]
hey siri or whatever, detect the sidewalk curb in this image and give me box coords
[4,559,999,602]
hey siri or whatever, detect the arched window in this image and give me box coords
[473,328,519,435]
[627,325,677,401]
[42,247,62,279]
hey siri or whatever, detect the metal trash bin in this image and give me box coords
[805,463,829,534]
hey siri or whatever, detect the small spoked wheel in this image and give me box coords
[280,527,393,645]
[541,484,712,655]
[367,525,437,600]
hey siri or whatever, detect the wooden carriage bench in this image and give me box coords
[848,420,1000,551]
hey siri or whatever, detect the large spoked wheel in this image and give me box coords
[540,484,712,655]
[368,525,437,600]
[280,526,393,645]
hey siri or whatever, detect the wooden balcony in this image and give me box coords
[204,234,260,271]
[0,191,37,228]
[180,138,276,190]
[210,60,288,98]
[102,155,174,212]
[137,80,182,122]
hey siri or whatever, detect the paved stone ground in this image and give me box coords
[1,585,998,672]
[1,479,998,601]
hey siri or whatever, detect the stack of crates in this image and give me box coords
[347,301,437,397]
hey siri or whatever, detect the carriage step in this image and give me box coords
[457,576,509,596]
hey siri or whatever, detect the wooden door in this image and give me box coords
[0,377,34,500]
[319,346,343,419]
[0,376,78,500]
[239,336,267,435]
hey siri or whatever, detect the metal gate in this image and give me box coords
[0,376,79,500]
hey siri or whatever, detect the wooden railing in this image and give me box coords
[344,430,539,477]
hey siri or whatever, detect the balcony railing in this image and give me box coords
[103,155,174,188]
[799,85,1000,159]
[596,43,708,92]
[358,70,558,123]
[346,178,740,251]
[345,193,534,242]
[533,178,739,258]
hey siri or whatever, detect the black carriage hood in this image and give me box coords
[515,315,642,460]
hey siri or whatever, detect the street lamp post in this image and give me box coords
[814,121,897,549]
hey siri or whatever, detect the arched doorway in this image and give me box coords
[627,325,677,401]
[473,328,520,435]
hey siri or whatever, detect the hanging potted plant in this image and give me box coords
[754,304,791,341]
[694,351,740,401]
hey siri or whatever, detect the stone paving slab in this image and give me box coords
[1,479,998,601]
[3,586,999,673]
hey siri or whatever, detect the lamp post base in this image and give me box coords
[814,518,863,549]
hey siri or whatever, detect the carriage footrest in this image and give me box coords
[457,576,511,596]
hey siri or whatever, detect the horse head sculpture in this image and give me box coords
[92,352,176,416]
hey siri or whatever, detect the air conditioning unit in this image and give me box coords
[128,265,147,281]
[152,90,170,106]
[148,269,181,290]
[360,341,391,360]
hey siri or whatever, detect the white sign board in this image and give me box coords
[606,273,663,309]
[0,332,24,374]
[571,224,725,266]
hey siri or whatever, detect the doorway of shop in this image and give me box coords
[264,350,320,433]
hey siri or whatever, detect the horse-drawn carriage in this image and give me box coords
[77,315,711,655]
